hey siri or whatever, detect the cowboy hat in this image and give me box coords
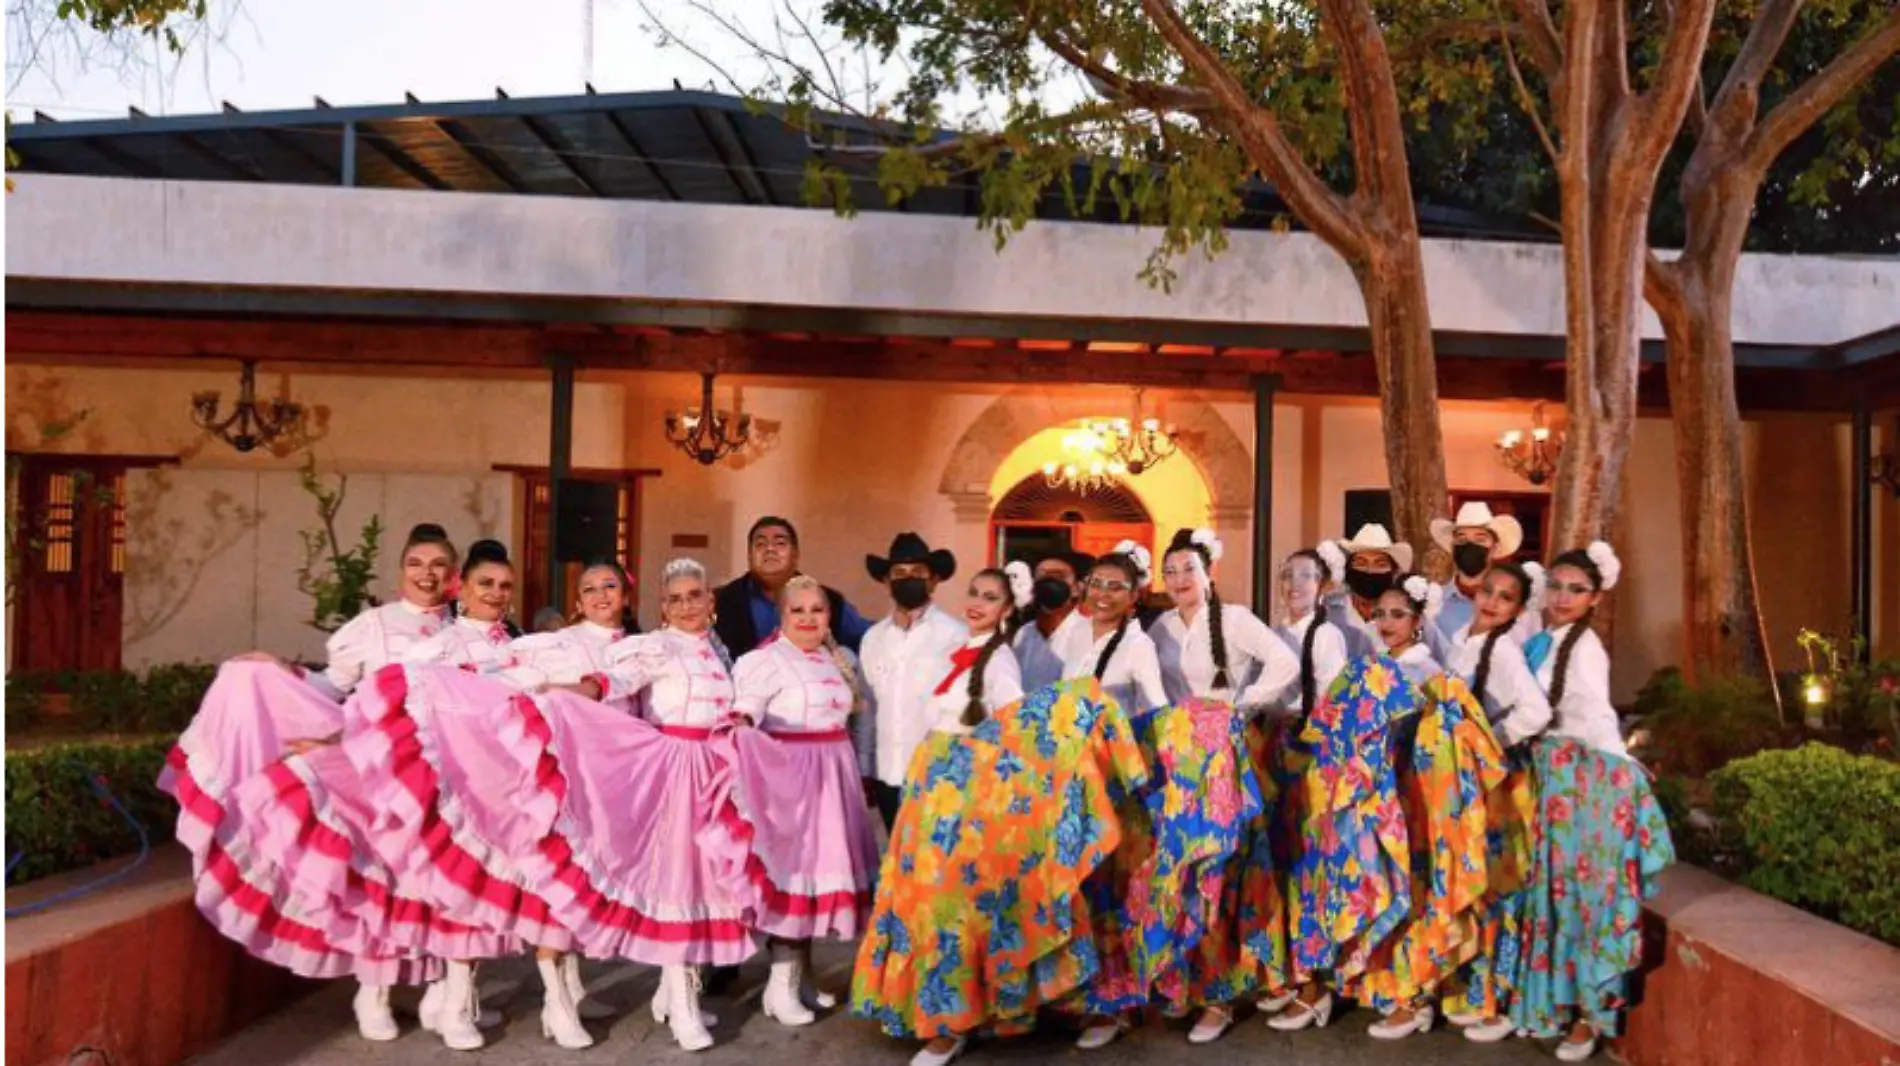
[1429,501,1524,559]
[866,532,957,583]
[1339,523,1415,573]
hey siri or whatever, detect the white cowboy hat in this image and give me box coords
[1429,501,1524,559]
[1339,523,1415,573]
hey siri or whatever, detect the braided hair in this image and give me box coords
[1545,549,1605,709]
[1286,548,1334,713]
[1165,530,1230,690]
[1471,561,1534,704]
[1089,554,1141,683]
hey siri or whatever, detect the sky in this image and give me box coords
[5,0,817,121]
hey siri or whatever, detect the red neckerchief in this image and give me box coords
[933,644,984,696]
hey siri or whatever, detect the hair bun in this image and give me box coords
[465,538,510,566]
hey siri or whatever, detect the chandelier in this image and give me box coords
[665,372,753,465]
[1495,401,1563,486]
[191,360,305,454]
[1099,389,1179,474]
[1043,423,1127,496]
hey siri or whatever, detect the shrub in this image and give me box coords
[7,663,216,738]
[1635,672,1793,779]
[139,663,218,735]
[4,674,44,734]
[1710,744,1900,946]
[72,670,147,733]
[4,737,177,886]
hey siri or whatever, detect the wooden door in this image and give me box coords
[11,458,128,672]
[514,471,643,625]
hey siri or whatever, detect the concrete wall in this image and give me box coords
[5,361,1878,697]
[8,174,1899,347]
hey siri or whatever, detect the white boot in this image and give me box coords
[652,966,720,1028]
[420,978,502,1031]
[434,961,486,1051]
[352,981,399,1042]
[762,942,816,1027]
[559,953,616,1022]
[660,965,714,1051]
[537,956,595,1049]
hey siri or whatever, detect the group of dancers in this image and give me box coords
[159,501,1673,1064]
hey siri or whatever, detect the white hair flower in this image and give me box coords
[1189,527,1225,563]
[1522,561,1549,615]
[1004,560,1035,610]
[1113,539,1153,584]
[1586,541,1623,591]
[1402,574,1432,605]
[1315,540,1347,584]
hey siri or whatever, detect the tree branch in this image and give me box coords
[1135,0,1363,252]
[1712,0,1804,116]
[1501,19,1560,166]
[1032,21,1216,114]
[1502,0,1564,78]
[1644,250,1685,325]
[1745,6,1900,174]
[1634,0,1719,159]
[1313,0,1412,208]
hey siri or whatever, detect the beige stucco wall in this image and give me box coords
[4,361,1878,698]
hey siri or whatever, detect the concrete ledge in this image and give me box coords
[5,844,317,1066]
[1616,864,1900,1065]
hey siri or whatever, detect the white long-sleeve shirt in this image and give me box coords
[1054,617,1168,717]
[1271,611,1350,715]
[927,634,1026,736]
[861,604,969,784]
[510,621,633,712]
[1448,623,1553,746]
[306,599,450,699]
[1151,602,1301,713]
[1533,623,1629,758]
[601,627,736,728]
[401,616,546,689]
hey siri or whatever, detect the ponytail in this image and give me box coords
[960,630,1009,727]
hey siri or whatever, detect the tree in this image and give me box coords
[657,0,1484,548]
[1646,2,1900,685]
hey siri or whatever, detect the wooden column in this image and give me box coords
[1251,374,1281,612]
[547,354,576,610]
[1852,403,1874,660]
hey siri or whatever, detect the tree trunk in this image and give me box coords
[1358,232,1450,554]
[1655,145,1777,686]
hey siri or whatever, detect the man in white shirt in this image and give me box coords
[1011,550,1092,693]
[1427,501,1541,660]
[859,533,968,829]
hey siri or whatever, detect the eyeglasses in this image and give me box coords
[1086,577,1134,594]
[663,588,710,606]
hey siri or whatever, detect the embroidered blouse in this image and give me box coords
[601,627,737,728]
[1151,602,1301,712]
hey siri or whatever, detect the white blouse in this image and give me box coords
[511,622,633,712]
[927,634,1026,736]
[602,627,736,728]
[1271,611,1350,715]
[1390,640,1444,686]
[1054,617,1168,716]
[1449,623,1553,746]
[1533,623,1629,758]
[402,615,545,689]
[733,638,857,733]
[1152,603,1301,713]
[309,599,450,699]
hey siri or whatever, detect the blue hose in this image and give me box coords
[5,770,151,919]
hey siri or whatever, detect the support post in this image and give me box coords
[341,121,357,187]
[1852,404,1873,661]
[547,354,576,615]
[1251,374,1281,613]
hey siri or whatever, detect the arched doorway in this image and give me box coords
[989,475,1154,569]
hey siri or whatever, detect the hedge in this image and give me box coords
[6,663,215,736]
[5,737,178,886]
[1711,743,1900,946]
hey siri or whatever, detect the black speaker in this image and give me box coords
[554,479,619,562]
[1342,489,1393,537]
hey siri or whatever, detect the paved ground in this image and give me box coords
[190,942,1561,1065]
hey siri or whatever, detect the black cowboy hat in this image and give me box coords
[866,532,957,583]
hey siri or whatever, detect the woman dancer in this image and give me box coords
[160,522,459,1043]
[853,568,1145,1066]
[725,575,881,1026]
[1145,528,1299,1043]
[1508,543,1673,1061]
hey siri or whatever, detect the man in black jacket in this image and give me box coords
[712,516,872,655]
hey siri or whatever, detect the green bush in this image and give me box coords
[1635,671,1794,779]
[139,663,219,735]
[1711,743,1900,946]
[6,663,216,737]
[72,670,147,733]
[4,737,177,886]
[4,674,44,734]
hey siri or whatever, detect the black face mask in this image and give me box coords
[890,576,932,611]
[1453,542,1492,578]
[1344,568,1393,602]
[1032,577,1074,613]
